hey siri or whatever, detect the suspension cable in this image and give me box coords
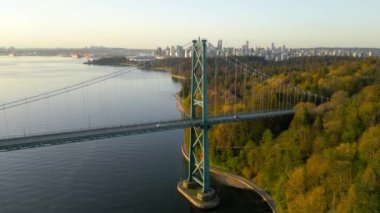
[1,43,193,111]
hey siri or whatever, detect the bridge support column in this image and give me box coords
[177,39,219,209]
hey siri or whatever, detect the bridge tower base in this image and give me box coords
[177,180,219,209]
[177,39,219,209]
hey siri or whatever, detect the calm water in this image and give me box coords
[0,56,270,212]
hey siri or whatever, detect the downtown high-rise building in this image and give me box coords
[217,40,223,50]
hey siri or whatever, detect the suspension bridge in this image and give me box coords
[0,39,328,209]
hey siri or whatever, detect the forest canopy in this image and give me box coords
[161,56,380,212]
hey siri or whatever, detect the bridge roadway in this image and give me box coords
[0,110,294,150]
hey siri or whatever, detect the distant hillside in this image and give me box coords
[84,57,129,66]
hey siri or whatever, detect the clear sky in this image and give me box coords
[1,0,379,48]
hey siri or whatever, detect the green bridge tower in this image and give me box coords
[177,39,219,209]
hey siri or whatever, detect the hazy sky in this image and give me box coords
[1,0,379,48]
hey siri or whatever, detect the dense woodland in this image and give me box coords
[157,56,380,212]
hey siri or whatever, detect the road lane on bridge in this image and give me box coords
[0,110,294,150]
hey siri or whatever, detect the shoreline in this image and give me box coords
[175,94,188,117]
[180,143,276,213]
[174,95,276,213]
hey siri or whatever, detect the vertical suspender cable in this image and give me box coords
[260,74,263,112]
[282,84,285,109]
[286,86,290,109]
[234,58,237,114]
[269,78,272,112]
[243,64,247,113]
[214,56,217,116]
[251,70,255,112]
[224,56,227,115]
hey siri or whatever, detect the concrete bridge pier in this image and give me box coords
[177,180,219,209]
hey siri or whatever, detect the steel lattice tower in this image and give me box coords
[188,39,210,192]
[178,39,219,209]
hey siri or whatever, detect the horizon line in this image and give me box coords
[3,45,380,50]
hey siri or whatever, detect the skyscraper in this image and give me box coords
[217,40,223,50]
[170,46,176,57]
[165,46,170,56]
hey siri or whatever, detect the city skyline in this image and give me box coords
[1,0,380,49]
[153,40,378,62]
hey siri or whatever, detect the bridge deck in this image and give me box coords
[0,110,294,150]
